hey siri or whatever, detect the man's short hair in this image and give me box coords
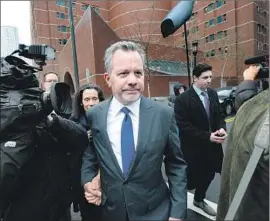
[43,72,58,81]
[104,41,146,74]
[193,64,212,78]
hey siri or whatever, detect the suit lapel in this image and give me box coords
[126,97,155,178]
[97,99,124,179]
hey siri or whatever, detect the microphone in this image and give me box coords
[244,54,268,65]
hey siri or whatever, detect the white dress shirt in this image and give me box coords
[107,97,140,171]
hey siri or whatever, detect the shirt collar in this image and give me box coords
[110,96,141,118]
[193,84,207,96]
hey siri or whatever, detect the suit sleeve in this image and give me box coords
[81,110,99,186]
[174,94,210,141]
[164,111,187,219]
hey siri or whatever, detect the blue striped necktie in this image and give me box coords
[120,107,135,177]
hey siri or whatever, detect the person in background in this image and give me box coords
[235,65,268,110]
[70,84,105,221]
[42,72,59,92]
[168,83,187,108]
[174,64,227,216]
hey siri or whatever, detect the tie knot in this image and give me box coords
[121,107,130,115]
[201,91,207,96]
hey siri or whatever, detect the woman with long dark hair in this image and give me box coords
[70,83,105,221]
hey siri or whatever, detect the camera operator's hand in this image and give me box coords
[243,65,260,81]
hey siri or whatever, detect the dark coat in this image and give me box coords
[70,113,101,220]
[174,86,226,190]
[3,116,88,221]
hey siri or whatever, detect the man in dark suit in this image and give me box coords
[81,41,187,221]
[174,64,227,216]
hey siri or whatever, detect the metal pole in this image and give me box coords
[183,23,191,87]
[194,54,197,68]
[68,0,79,90]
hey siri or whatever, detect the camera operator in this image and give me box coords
[235,65,269,110]
[0,48,89,221]
[217,75,269,219]
[2,109,88,221]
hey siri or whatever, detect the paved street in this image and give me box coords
[72,117,234,221]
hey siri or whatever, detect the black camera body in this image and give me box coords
[0,44,72,118]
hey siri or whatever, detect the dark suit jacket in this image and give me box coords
[174,86,226,189]
[81,97,187,221]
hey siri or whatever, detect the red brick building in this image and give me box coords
[30,1,269,94]
[175,0,269,85]
[57,8,198,97]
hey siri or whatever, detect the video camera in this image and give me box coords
[0,44,73,213]
[0,44,72,118]
[244,54,269,79]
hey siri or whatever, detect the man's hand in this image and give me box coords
[210,130,226,144]
[168,217,183,221]
[218,128,227,138]
[243,65,260,80]
[83,174,101,205]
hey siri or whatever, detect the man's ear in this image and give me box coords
[104,73,111,88]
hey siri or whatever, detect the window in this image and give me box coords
[205,51,210,57]
[204,7,208,13]
[209,34,215,41]
[256,6,260,13]
[224,46,228,53]
[262,11,267,17]
[216,0,224,8]
[208,3,215,12]
[211,49,215,56]
[257,24,261,33]
[217,31,223,39]
[57,25,67,32]
[209,19,215,27]
[263,44,267,51]
[81,4,89,11]
[56,12,67,19]
[56,0,66,6]
[257,42,263,50]
[205,21,209,28]
[58,39,67,45]
[217,16,222,23]
[223,14,227,21]
[223,30,227,36]
[262,26,266,34]
[205,36,209,43]
[92,6,100,14]
[218,47,223,53]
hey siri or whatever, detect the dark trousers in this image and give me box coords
[194,168,215,202]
